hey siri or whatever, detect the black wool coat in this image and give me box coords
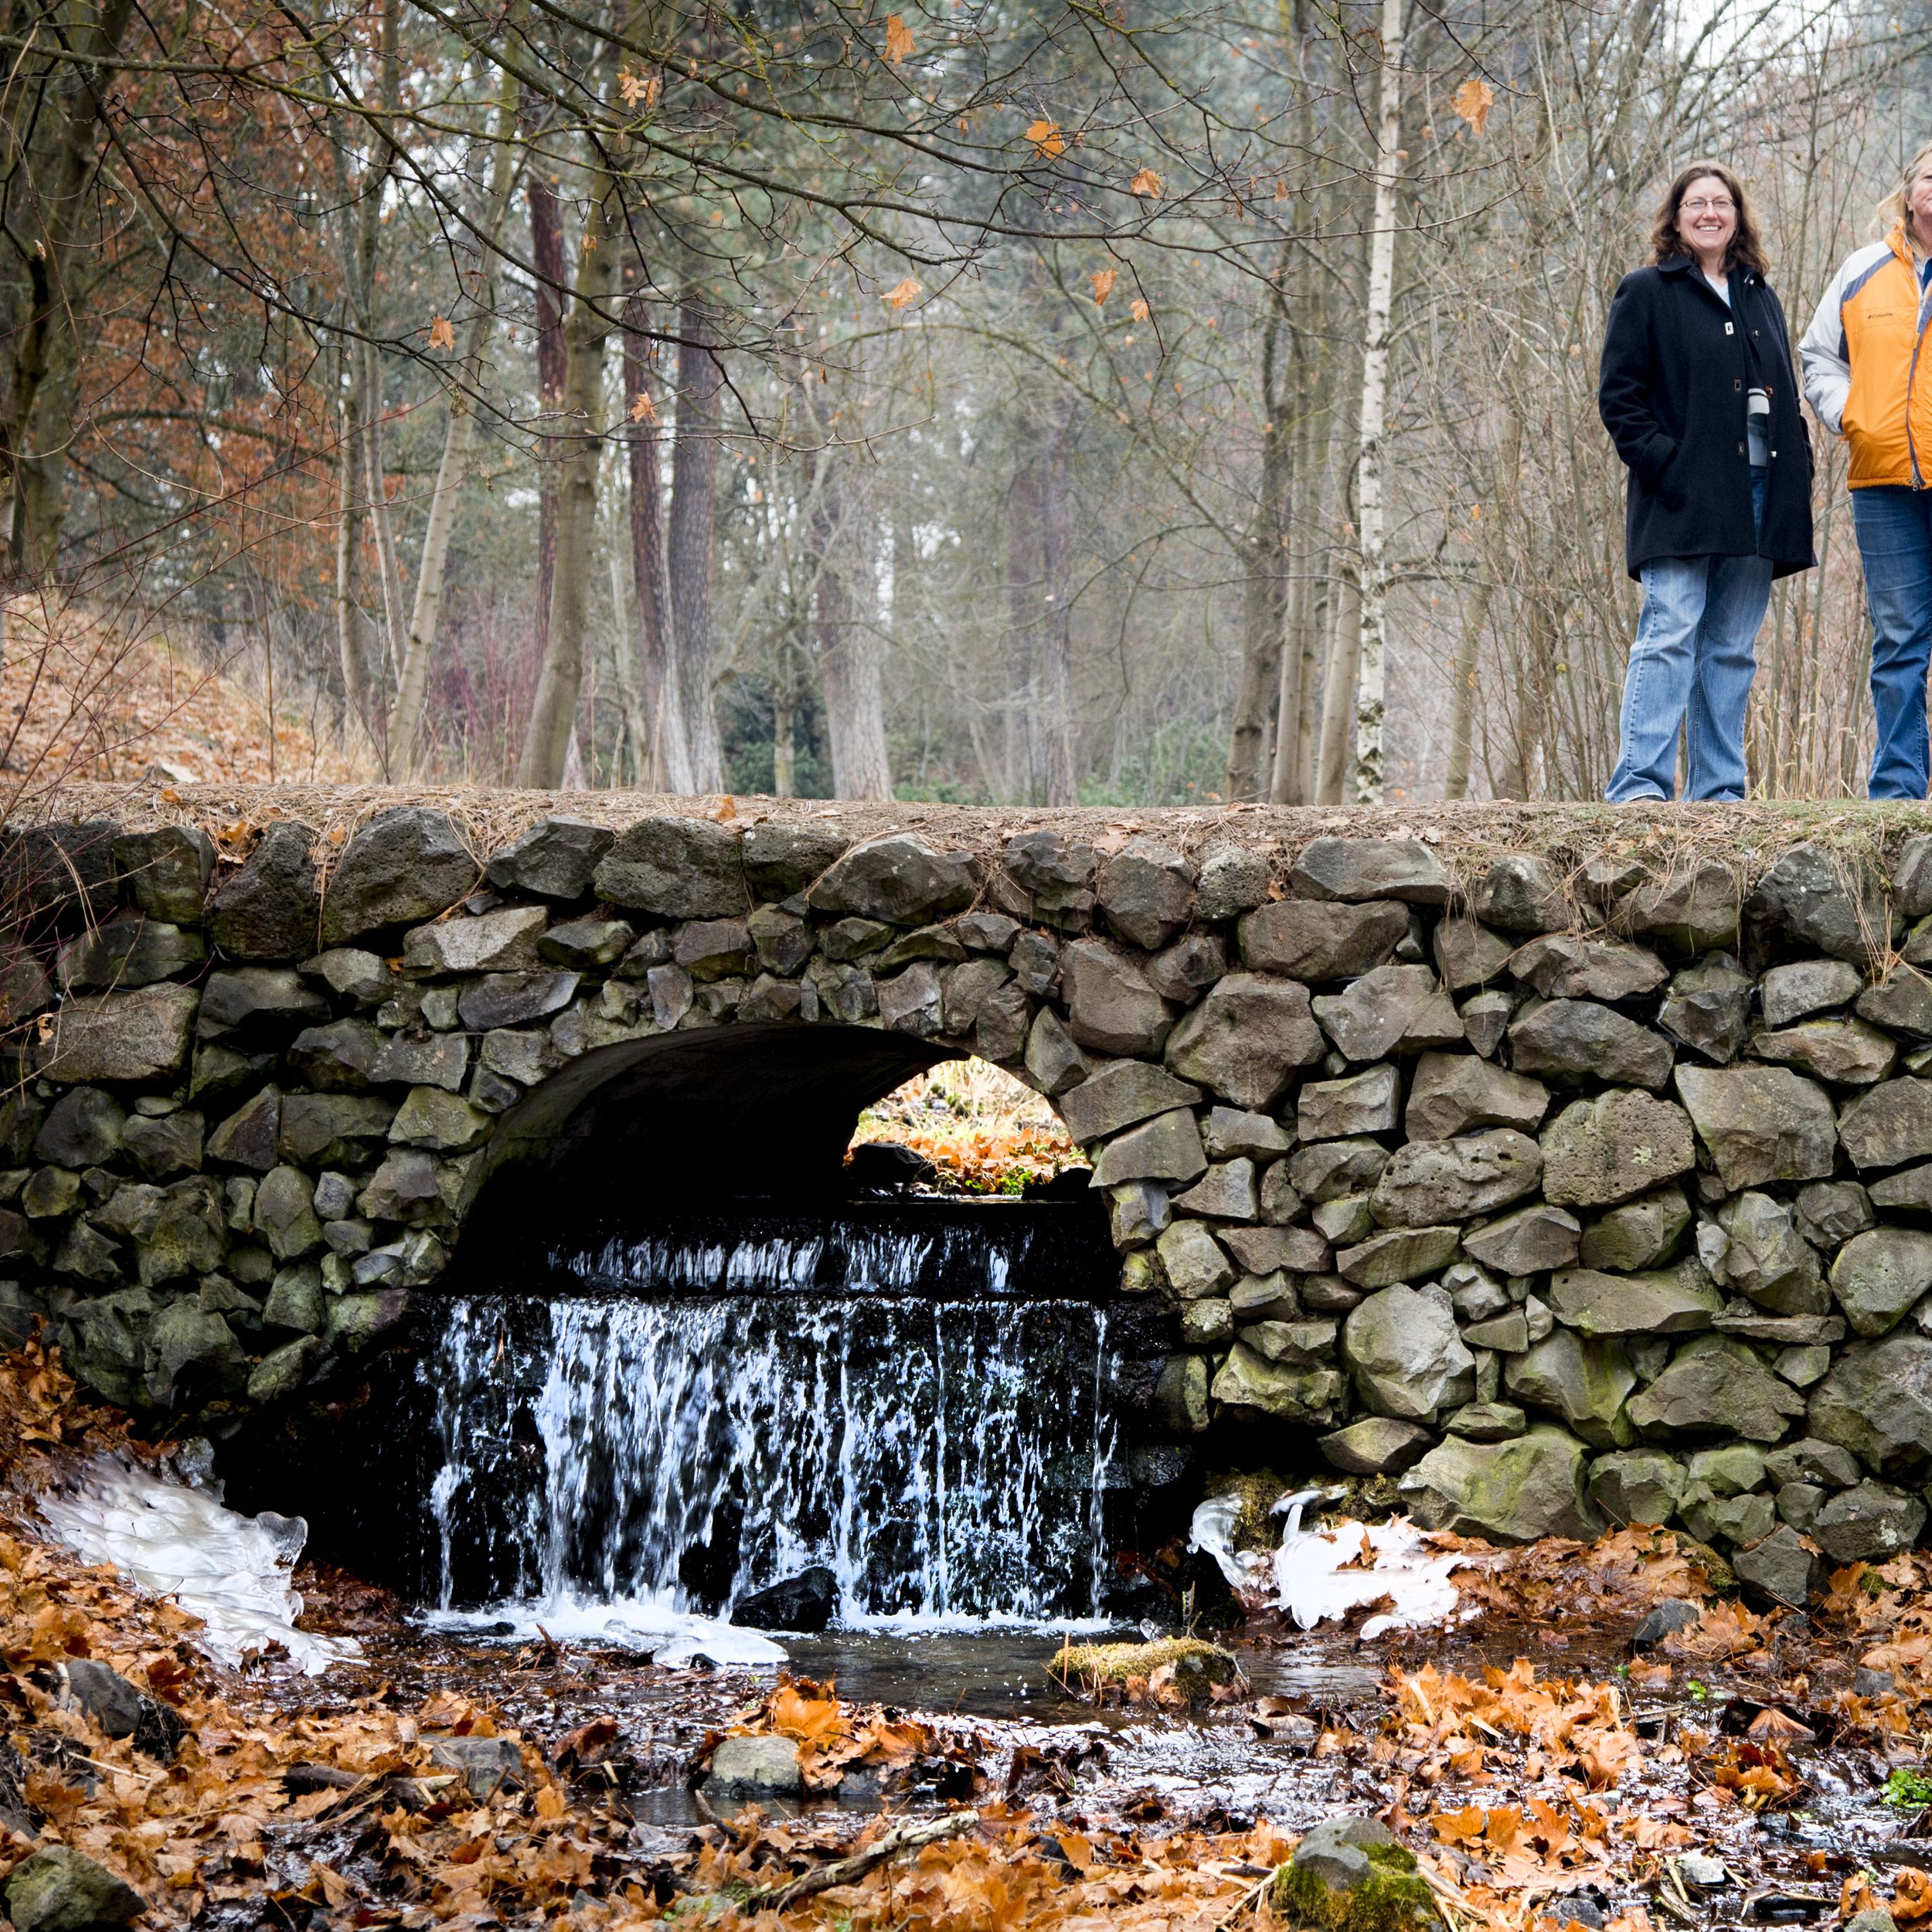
[1597,255,1815,580]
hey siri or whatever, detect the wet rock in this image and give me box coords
[1505,934,1667,1002]
[3,1845,146,1932]
[1241,900,1410,981]
[403,905,546,976]
[111,825,215,927]
[1630,1597,1702,1645]
[1337,1225,1461,1288]
[1540,1090,1696,1207]
[1314,964,1463,1063]
[1434,918,1515,992]
[287,1018,381,1092]
[1837,1077,1932,1172]
[1370,1129,1542,1228]
[1472,853,1567,934]
[1202,1107,1291,1161]
[1509,999,1672,1090]
[732,1566,837,1633]
[1090,1109,1206,1188]
[23,1165,80,1219]
[485,817,616,899]
[1505,1330,1636,1447]
[1156,1220,1234,1298]
[390,1088,492,1155]
[1289,837,1450,906]
[1461,1204,1581,1276]
[206,822,318,958]
[253,1165,321,1262]
[1589,1451,1688,1528]
[1808,1334,1932,1475]
[1180,1299,1233,1345]
[325,1287,410,1352]
[595,815,747,919]
[1096,840,1194,950]
[123,1108,202,1180]
[1166,971,1325,1107]
[1733,1524,1820,1608]
[1796,1180,1874,1250]
[1811,1481,1927,1563]
[199,967,328,1043]
[808,835,974,925]
[321,808,476,944]
[301,947,395,1010]
[1401,1425,1598,1543]
[1342,1284,1475,1421]
[1318,1417,1435,1474]
[1747,844,1888,963]
[430,1735,525,1801]
[37,985,199,1083]
[1752,1019,1897,1086]
[1626,1335,1806,1441]
[1298,1063,1400,1140]
[248,1336,321,1403]
[1674,1065,1837,1191]
[1155,1355,1210,1431]
[138,1179,227,1287]
[262,1264,325,1335]
[1403,1053,1548,1139]
[145,1301,247,1406]
[456,971,580,1032]
[372,1032,469,1093]
[1196,845,1270,920]
[1210,1345,1342,1423]
[1828,1228,1932,1337]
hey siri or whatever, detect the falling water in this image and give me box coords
[417,1206,1121,1629]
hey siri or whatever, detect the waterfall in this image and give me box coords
[417,1205,1121,1629]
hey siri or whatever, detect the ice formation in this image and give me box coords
[427,1597,787,1668]
[1190,1488,1468,1641]
[35,1453,362,1675]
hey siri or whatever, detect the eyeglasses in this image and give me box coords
[1682,197,1736,214]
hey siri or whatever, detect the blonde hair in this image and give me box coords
[1878,140,1932,243]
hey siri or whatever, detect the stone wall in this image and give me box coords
[11,802,1932,1588]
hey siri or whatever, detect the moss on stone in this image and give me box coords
[1204,1468,1293,1550]
[1274,1842,1438,1932]
[1050,1635,1240,1693]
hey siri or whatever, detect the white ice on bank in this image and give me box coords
[35,1454,362,1676]
[424,1595,787,1668]
[1189,1488,1467,1641]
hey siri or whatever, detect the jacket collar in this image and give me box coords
[1658,252,1760,292]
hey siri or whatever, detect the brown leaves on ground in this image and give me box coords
[707,1675,969,1792]
[1387,1660,1641,1793]
[1846,1866,1932,1927]
[1660,1600,1767,1666]
[1447,1527,1716,1632]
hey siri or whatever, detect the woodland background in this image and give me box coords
[1,0,1927,811]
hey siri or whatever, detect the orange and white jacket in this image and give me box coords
[1801,223,1932,487]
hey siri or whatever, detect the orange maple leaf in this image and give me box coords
[427,315,455,352]
[1451,75,1495,135]
[1130,166,1162,197]
[1026,117,1065,158]
[883,275,923,311]
[883,14,914,63]
[1090,268,1118,304]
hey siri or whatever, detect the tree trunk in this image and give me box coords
[391,57,521,777]
[0,0,136,577]
[668,293,725,791]
[1037,411,1077,807]
[1315,560,1362,807]
[334,363,376,750]
[1350,0,1406,804]
[621,296,692,791]
[1003,438,1044,803]
[515,175,617,788]
[527,169,569,676]
[807,402,893,801]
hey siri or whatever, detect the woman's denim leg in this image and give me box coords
[1852,485,1932,800]
[1607,558,1710,801]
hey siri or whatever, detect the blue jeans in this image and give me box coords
[1606,468,1770,802]
[1851,485,1932,800]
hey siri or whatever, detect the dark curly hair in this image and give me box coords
[1648,162,1769,277]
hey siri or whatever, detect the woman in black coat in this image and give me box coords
[1597,162,1815,801]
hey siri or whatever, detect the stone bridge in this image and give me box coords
[11,792,1932,1597]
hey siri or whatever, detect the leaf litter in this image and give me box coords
[7,1344,1932,1927]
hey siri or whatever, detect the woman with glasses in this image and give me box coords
[1801,141,1932,799]
[1598,163,1815,801]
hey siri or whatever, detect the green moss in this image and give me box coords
[1205,1469,1293,1551]
[1050,1636,1241,1695]
[1274,1844,1438,1932]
